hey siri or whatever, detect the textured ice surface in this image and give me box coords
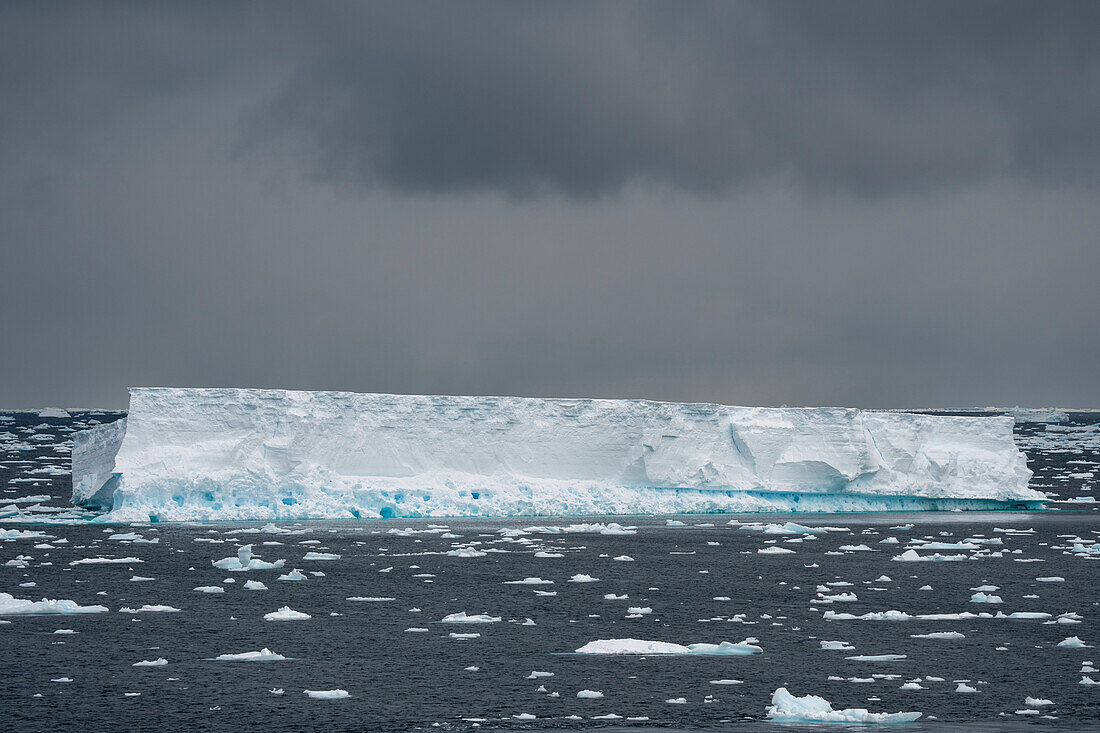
[766,686,921,723]
[574,638,762,655]
[72,387,1043,522]
[0,593,108,616]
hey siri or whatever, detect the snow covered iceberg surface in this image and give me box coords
[72,387,1044,522]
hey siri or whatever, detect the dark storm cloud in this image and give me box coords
[244,1,1100,196]
[0,2,1098,410]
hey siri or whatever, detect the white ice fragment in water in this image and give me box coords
[569,574,599,583]
[264,606,311,621]
[956,683,979,693]
[214,648,286,661]
[503,577,553,585]
[194,586,225,594]
[118,605,180,613]
[70,556,143,565]
[132,658,168,667]
[449,632,480,639]
[710,679,743,685]
[445,547,486,557]
[212,545,285,571]
[304,689,349,699]
[346,597,395,602]
[1058,636,1090,648]
[302,552,340,561]
[820,640,856,650]
[1025,697,1054,706]
[243,580,267,590]
[1036,577,1065,582]
[970,592,1003,604]
[910,631,965,640]
[441,612,501,623]
[574,638,761,655]
[576,690,604,699]
[845,654,906,662]
[627,607,652,615]
[278,569,307,581]
[758,546,796,554]
[765,687,920,724]
[0,593,108,616]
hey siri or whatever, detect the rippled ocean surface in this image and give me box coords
[1,410,1098,731]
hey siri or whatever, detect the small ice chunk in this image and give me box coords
[577,690,604,699]
[264,606,311,621]
[132,658,168,667]
[304,689,349,699]
[441,612,500,623]
[766,687,920,724]
[214,648,286,661]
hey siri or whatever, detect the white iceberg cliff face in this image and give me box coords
[70,417,126,507]
[72,387,1043,522]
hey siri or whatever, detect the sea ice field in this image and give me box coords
[2,408,1099,731]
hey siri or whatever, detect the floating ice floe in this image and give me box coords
[302,551,340,561]
[820,640,856,650]
[70,556,143,565]
[1057,637,1090,648]
[569,574,599,583]
[118,605,180,613]
[574,638,761,655]
[0,593,108,615]
[214,648,286,661]
[971,592,1003,604]
[892,550,967,562]
[194,586,224,594]
[911,631,965,640]
[504,577,553,585]
[132,658,168,667]
[213,545,285,571]
[758,546,796,555]
[846,654,906,662]
[347,596,395,602]
[445,547,486,557]
[277,569,307,581]
[765,687,920,724]
[441,612,501,623]
[576,690,603,699]
[243,580,267,590]
[956,683,979,693]
[304,689,349,699]
[264,606,310,621]
[0,529,50,540]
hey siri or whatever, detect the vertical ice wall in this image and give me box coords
[71,388,1043,521]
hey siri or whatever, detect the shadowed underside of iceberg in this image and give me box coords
[71,388,1044,522]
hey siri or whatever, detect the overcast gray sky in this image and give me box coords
[2,1,1098,410]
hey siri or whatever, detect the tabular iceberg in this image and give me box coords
[71,387,1043,522]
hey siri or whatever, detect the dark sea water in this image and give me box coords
[1,410,1098,731]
